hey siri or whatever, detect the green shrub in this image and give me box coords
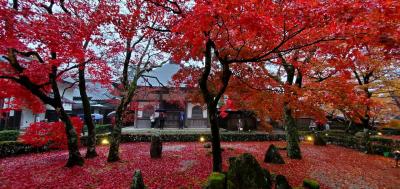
[303,178,320,189]
[0,130,20,141]
[381,128,400,135]
[369,144,393,156]
[83,124,112,134]
[369,136,393,144]
[204,172,226,189]
[0,141,47,158]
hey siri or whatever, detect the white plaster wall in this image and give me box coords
[187,103,194,118]
[20,110,46,129]
[203,108,207,119]
[187,103,207,119]
[20,109,35,129]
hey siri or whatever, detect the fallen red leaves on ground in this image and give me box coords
[1,142,399,189]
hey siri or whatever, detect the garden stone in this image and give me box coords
[131,170,145,189]
[227,153,271,189]
[313,133,326,146]
[150,134,162,158]
[264,144,285,164]
[275,175,291,189]
[203,172,226,189]
[204,143,211,148]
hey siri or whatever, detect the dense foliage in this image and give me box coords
[20,117,83,149]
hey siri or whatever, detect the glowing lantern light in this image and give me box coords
[101,138,110,145]
[306,136,313,142]
[199,136,206,143]
[377,132,383,136]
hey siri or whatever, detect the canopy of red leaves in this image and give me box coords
[1,142,398,188]
[19,117,83,149]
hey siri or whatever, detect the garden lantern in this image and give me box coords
[101,138,110,145]
[199,136,206,143]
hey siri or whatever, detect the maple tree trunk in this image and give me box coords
[198,39,230,172]
[208,106,222,172]
[78,66,98,158]
[108,102,124,162]
[108,81,138,162]
[50,60,84,167]
[284,103,302,159]
[57,107,85,167]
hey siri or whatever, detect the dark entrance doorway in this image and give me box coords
[160,101,184,128]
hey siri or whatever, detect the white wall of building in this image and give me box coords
[20,109,45,129]
[187,103,207,119]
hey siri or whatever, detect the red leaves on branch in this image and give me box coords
[20,117,83,149]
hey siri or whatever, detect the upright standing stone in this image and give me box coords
[275,175,291,189]
[313,133,326,146]
[150,134,162,158]
[264,144,285,164]
[131,170,145,189]
[227,153,271,189]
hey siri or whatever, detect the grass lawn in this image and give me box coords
[1,141,399,188]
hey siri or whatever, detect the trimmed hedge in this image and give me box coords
[0,141,47,158]
[380,128,400,135]
[123,133,285,142]
[82,124,112,134]
[0,130,20,141]
[80,133,286,144]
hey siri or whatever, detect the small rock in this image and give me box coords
[204,143,211,148]
[264,144,285,164]
[131,170,145,189]
[275,175,291,189]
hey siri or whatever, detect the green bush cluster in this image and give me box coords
[82,124,112,134]
[380,128,400,135]
[0,141,46,158]
[204,172,226,189]
[0,130,20,141]
[113,133,285,143]
[303,178,320,189]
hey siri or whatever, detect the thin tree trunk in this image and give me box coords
[198,39,231,172]
[107,101,125,162]
[78,65,97,158]
[108,80,138,162]
[284,102,301,159]
[58,106,85,167]
[49,56,84,167]
[208,106,222,172]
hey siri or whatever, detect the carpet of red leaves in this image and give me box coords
[1,142,399,189]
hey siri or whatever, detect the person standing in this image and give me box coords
[394,150,400,168]
[150,113,155,129]
[159,112,165,130]
[179,112,185,129]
